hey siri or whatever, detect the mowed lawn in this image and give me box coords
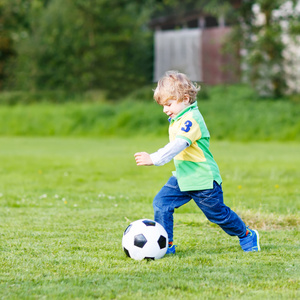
[0,137,299,299]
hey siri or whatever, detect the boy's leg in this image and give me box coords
[190,181,247,237]
[153,176,191,242]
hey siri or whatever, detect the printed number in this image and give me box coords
[181,120,192,132]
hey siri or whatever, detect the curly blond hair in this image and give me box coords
[154,70,200,105]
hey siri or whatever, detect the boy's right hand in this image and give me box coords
[134,152,154,166]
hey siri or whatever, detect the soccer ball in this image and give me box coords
[122,219,168,260]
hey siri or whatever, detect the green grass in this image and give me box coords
[0,137,299,299]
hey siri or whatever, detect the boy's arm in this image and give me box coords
[134,138,189,166]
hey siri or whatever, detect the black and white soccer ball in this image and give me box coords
[122,219,168,260]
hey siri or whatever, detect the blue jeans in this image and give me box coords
[153,176,246,242]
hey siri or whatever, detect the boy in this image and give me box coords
[134,71,260,254]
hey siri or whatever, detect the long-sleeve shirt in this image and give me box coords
[150,138,190,166]
[152,101,222,191]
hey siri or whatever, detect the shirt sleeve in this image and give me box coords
[150,138,190,166]
[176,115,201,144]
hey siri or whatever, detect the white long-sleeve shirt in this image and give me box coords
[150,138,190,166]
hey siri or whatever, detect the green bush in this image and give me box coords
[0,91,85,105]
[0,84,299,141]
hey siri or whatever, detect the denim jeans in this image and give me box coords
[153,176,246,242]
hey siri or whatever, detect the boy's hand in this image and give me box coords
[134,152,153,166]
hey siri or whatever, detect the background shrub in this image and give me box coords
[0,84,299,141]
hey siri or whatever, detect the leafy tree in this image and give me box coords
[212,0,300,97]
[0,0,48,90]
[151,0,300,97]
[0,0,30,89]
[237,0,300,97]
[6,0,153,97]
[2,0,299,98]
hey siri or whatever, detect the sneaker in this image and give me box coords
[239,227,260,252]
[166,244,177,255]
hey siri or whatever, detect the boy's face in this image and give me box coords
[162,98,190,119]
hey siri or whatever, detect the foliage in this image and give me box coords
[152,0,232,18]
[0,84,299,140]
[237,0,300,97]
[1,0,300,98]
[2,0,153,97]
[221,0,300,97]
[0,0,33,88]
[152,0,300,97]
[0,137,299,299]
[0,90,90,105]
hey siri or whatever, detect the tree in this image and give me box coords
[151,0,300,97]
[213,0,300,97]
[2,0,299,98]
[4,0,154,97]
[0,0,31,89]
[237,0,300,97]
[0,0,48,90]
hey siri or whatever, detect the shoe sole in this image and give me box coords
[253,229,261,251]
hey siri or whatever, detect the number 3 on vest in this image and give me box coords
[181,120,192,132]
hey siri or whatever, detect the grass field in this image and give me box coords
[0,137,299,299]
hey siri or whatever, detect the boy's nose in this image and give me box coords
[163,106,168,114]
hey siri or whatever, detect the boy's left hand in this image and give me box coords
[134,152,153,166]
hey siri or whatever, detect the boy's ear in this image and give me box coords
[183,94,190,104]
